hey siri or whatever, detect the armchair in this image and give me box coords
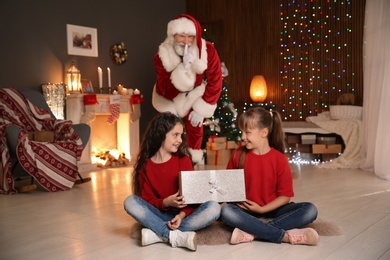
[1,88,91,194]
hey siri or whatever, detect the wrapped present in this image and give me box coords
[208,136,226,143]
[206,148,231,165]
[312,144,342,154]
[207,140,237,150]
[179,169,246,204]
[235,141,245,148]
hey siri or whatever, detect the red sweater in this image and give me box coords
[139,155,195,216]
[227,148,294,206]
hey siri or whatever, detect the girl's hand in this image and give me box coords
[236,199,263,214]
[167,212,185,230]
[163,191,187,209]
[236,196,291,214]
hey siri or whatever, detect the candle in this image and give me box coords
[107,67,111,88]
[117,84,123,94]
[133,88,140,95]
[98,67,103,89]
[119,87,127,95]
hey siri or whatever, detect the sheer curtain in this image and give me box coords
[360,0,390,180]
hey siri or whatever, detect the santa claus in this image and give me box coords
[152,14,222,163]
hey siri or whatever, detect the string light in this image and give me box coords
[280,0,354,120]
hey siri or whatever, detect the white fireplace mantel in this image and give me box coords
[66,93,140,172]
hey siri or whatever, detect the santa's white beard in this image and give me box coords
[174,42,193,56]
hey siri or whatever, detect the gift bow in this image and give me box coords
[204,118,221,132]
[208,179,227,195]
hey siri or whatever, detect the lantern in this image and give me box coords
[66,62,82,93]
[249,75,268,103]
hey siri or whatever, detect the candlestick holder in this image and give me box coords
[98,87,114,94]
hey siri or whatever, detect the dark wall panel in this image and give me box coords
[0,0,186,135]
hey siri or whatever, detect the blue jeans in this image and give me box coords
[220,202,318,243]
[124,195,221,238]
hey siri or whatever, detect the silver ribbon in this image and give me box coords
[208,170,227,201]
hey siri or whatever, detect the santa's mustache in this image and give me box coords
[175,42,192,47]
[174,42,193,56]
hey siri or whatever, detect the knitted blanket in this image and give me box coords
[0,89,82,194]
[306,112,362,169]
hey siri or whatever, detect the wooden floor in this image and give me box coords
[1,163,390,260]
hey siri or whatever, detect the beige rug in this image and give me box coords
[131,218,342,245]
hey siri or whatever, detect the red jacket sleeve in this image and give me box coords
[154,53,180,100]
[200,41,222,105]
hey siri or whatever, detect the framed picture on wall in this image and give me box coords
[67,24,98,57]
[81,79,94,93]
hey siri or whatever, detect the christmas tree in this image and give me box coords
[202,63,241,148]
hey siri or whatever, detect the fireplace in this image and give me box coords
[66,93,140,172]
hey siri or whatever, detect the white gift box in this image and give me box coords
[179,169,246,204]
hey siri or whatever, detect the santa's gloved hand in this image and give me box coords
[189,111,204,127]
[183,44,195,71]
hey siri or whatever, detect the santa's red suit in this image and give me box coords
[152,14,222,163]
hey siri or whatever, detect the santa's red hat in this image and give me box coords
[167,14,203,58]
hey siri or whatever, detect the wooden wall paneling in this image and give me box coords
[187,0,364,121]
[187,0,280,116]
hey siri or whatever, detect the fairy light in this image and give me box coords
[285,147,340,165]
[280,0,354,121]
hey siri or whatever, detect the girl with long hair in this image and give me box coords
[221,107,319,246]
[124,112,220,251]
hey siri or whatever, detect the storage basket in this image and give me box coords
[317,136,336,144]
[329,105,362,120]
[301,134,316,144]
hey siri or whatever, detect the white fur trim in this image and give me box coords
[188,148,204,164]
[158,39,207,76]
[167,17,196,36]
[152,83,206,118]
[192,95,218,118]
[192,39,208,73]
[152,85,177,114]
[172,93,193,117]
[173,83,205,117]
[170,65,196,92]
[158,41,181,72]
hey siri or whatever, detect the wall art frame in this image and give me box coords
[81,79,94,93]
[67,24,98,57]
